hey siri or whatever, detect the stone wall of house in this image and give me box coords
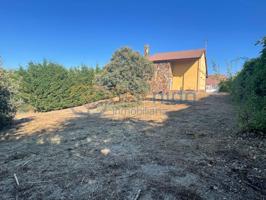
[150,62,172,93]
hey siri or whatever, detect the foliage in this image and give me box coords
[2,70,23,108]
[18,61,71,111]
[17,103,35,113]
[19,61,109,112]
[219,78,233,92]
[1,47,153,113]
[230,37,266,132]
[99,47,154,98]
[0,68,16,129]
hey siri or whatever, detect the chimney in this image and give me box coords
[144,44,150,57]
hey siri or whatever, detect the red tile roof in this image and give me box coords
[206,75,227,86]
[148,49,206,62]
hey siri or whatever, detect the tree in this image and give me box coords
[19,61,110,112]
[19,61,72,112]
[99,47,154,98]
[95,64,102,74]
[0,66,16,129]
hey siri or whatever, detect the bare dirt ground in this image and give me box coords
[0,94,265,200]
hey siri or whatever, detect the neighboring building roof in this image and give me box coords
[148,49,206,62]
[206,74,227,86]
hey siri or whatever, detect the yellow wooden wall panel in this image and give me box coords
[198,53,206,91]
[171,59,198,90]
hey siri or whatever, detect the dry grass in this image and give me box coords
[0,93,265,199]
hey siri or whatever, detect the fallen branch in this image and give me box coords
[74,154,85,159]
[133,189,141,200]
[22,159,32,167]
[15,156,34,168]
[81,177,85,185]
[14,173,19,186]
[84,99,112,110]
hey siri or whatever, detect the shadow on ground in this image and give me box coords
[0,94,265,200]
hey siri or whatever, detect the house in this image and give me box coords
[146,47,207,93]
[206,74,227,93]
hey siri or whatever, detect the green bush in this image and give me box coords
[219,78,233,92]
[99,47,154,98]
[0,69,16,129]
[19,61,109,112]
[231,37,266,132]
[17,103,34,113]
[19,61,73,112]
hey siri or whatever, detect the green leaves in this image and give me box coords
[19,61,108,112]
[0,68,16,129]
[2,47,153,115]
[99,47,154,98]
[231,37,266,133]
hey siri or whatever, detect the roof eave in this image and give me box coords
[149,56,201,63]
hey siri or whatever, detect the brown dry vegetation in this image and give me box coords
[0,94,265,199]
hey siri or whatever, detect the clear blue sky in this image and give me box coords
[0,0,265,74]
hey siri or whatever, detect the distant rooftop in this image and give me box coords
[206,74,227,86]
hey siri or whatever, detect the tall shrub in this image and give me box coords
[0,68,16,129]
[99,47,154,98]
[19,61,72,112]
[231,37,266,132]
[19,61,109,112]
[219,78,233,93]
